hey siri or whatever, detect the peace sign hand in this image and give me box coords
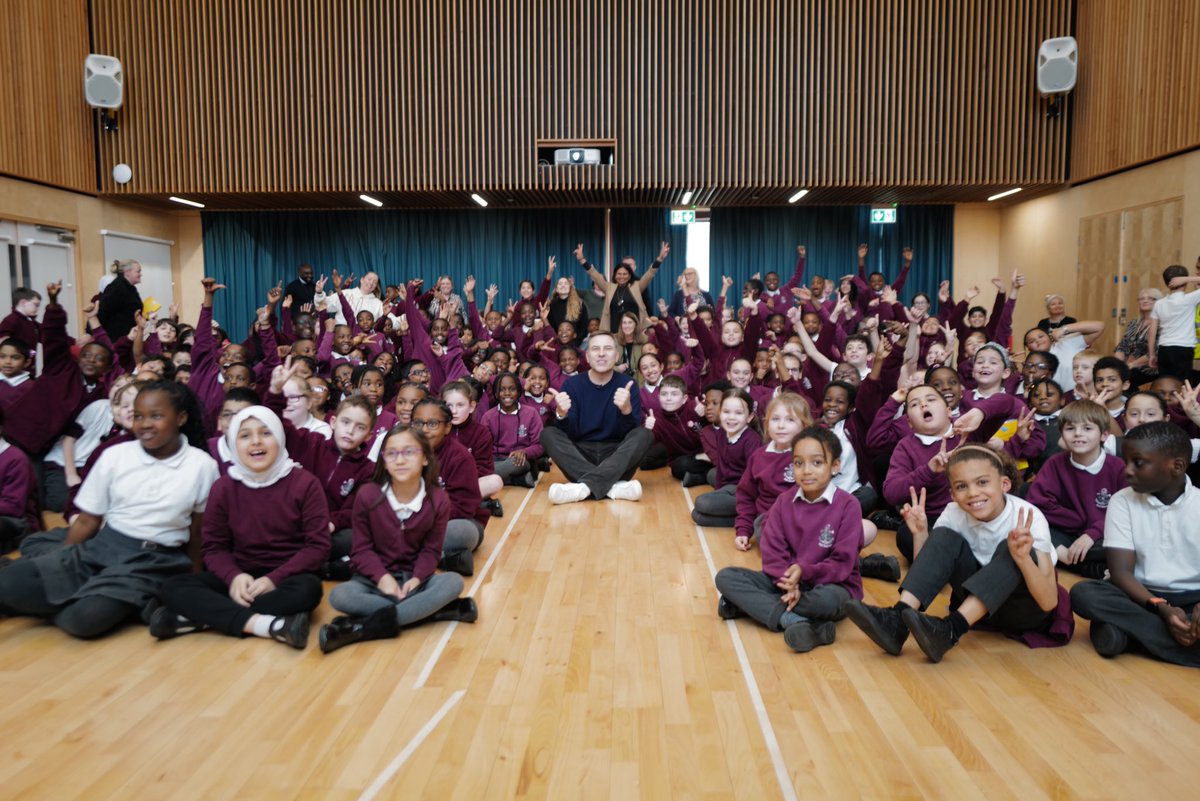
[1006,508,1036,561]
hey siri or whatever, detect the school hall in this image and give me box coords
[3,1,1200,799]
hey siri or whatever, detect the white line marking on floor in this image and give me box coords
[357,689,466,801]
[412,478,539,689]
[681,485,799,801]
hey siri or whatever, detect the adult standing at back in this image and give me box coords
[98,260,144,338]
[575,241,669,331]
[318,270,385,326]
[284,263,317,312]
[540,331,654,504]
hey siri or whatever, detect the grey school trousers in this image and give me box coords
[539,426,654,499]
[1071,581,1200,667]
[714,567,850,632]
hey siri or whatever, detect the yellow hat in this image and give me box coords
[142,297,161,316]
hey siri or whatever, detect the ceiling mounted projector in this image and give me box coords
[554,148,601,165]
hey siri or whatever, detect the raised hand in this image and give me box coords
[168,302,179,318]
[269,355,302,394]
[1006,508,1036,561]
[903,246,913,263]
[880,286,898,305]
[658,298,670,316]
[797,244,806,258]
[792,286,813,304]
[267,280,283,305]
[990,277,1004,292]
[574,243,585,264]
[721,275,734,291]
[964,285,980,303]
[486,283,499,301]
[658,241,670,262]
[556,391,573,418]
[331,269,343,292]
[857,243,868,260]
[900,486,928,538]
[299,302,313,314]
[952,407,984,436]
[463,274,476,294]
[281,294,293,310]
[612,384,632,413]
[314,275,328,294]
[547,255,557,275]
[928,434,952,473]
[644,409,656,430]
[201,277,226,295]
[937,280,951,304]
[1015,406,1036,442]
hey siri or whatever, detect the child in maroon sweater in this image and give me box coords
[482,372,544,488]
[1026,400,1128,579]
[443,379,503,516]
[320,425,477,654]
[642,375,704,474]
[715,426,865,653]
[150,407,329,647]
[412,398,488,576]
[0,407,40,551]
[731,393,812,549]
[0,339,34,413]
[691,388,762,526]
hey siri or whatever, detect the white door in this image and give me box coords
[17,222,79,339]
[102,232,174,322]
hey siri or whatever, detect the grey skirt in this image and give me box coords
[35,525,191,607]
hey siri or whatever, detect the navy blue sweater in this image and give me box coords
[557,372,642,442]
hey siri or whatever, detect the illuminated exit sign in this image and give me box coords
[670,209,696,225]
[870,208,897,224]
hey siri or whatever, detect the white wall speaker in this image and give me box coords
[84,54,124,109]
[1037,37,1077,94]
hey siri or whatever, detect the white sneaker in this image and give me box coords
[549,482,592,504]
[606,480,643,502]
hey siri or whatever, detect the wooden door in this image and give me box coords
[1076,210,1123,347]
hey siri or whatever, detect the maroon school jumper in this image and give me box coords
[0,374,34,413]
[451,415,496,478]
[0,442,40,532]
[883,430,966,515]
[433,437,490,529]
[734,445,795,540]
[708,427,763,489]
[282,421,373,532]
[759,485,864,598]
[201,469,332,585]
[481,405,544,461]
[350,483,452,582]
[1026,452,1128,543]
[649,403,703,461]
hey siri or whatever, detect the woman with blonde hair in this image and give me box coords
[1036,293,1076,333]
[668,267,714,318]
[547,266,586,344]
[1114,287,1162,387]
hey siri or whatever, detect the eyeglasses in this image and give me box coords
[409,368,431,378]
[284,394,308,403]
[382,447,423,462]
[309,386,329,394]
[410,419,446,430]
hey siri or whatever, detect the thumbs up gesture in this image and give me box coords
[612,383,633,415]
[645,409,657,430]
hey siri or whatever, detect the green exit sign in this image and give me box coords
[870,208,897,224]
[670,209,696,225]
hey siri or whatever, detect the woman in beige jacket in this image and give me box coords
[573,241,670,331]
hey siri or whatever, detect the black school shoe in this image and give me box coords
[869,509,904,532]
[716,596,746,620]
[439,549,475,576]
[483,498,504,517]
[321,557,354,582]
[859,553,902,582]
[268,613,311,649]
[1089,621,1129,658]
[900,607,958,663]
[430,598,479,623]
[319,607,402,654]
[148,606,208,639]
[681,472,709,488]
[784,620,837,653]
[843,600,909,655]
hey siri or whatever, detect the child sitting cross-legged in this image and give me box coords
[845,446,1067,662]
[714,426,864,653]
[1025,400,1127,579]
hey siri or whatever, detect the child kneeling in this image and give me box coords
[150,407,329,648]
[320,425,477,654]
[845,446,1063,662]
[714,427,864,653]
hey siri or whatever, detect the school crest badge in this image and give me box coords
[783,463,795,484]
[518,425,527,438]
[1095,488,1111,509]
[339,478,356,498]
[818,524,835,548]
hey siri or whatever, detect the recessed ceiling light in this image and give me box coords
[470,193,488,207]
[168,196,204,208]
[987,187,1023,201]
[787,189,809,203]
[359,194,383,207]
[681,190,694,205]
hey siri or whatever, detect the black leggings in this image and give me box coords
[0,558,137,638]
[159,571,323,636]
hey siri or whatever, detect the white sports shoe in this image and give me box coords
[606,480,643,502]
[549,482,592,504]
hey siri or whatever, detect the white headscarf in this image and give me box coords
[224,406,299,489]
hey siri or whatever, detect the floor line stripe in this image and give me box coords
[356,689,466,801]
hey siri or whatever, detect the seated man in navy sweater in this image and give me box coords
[541,331,654,504]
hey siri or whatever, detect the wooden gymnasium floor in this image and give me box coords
[3,468,1200,800]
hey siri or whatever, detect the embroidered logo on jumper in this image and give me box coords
[783,464,795,484]
[518,425,527,438]
[1095,488,1111,509]
[339,478,356,498]
[437,476,446,488]
[818,525,835,548]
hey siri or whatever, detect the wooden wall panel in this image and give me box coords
[89,0,1073,208]
[1072,0,1200,183]
[0,0,95,194]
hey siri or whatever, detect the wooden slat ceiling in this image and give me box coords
[88,0,1072,210]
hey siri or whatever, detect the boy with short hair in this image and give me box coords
[1147,264,1200,382]
[1091,356,1131,430]
[0,287,42,370]
[1026,400,1127,578]
[1070,421,1200,665]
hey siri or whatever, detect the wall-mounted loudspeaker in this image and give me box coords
[1037,37,1077,94]
[84,54,124,109]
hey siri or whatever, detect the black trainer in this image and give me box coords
[439,549,475,576]
[717,596,746,620]
[843,600,909,655]
[1089,621,1128,658]
[901,607,958,663]
[859,553,902,582]
[783,620,837,653]
[148,606,207,640]
[269,612,311,649]
[430,598,479,623]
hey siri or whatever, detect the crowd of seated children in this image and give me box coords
[0,246,1198,675]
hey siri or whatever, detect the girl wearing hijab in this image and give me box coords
[149,406,331,648]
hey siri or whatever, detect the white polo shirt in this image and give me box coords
[74,439,219,546]
[45,398,113,468]
[1104,483,1200,593]
[1151,290,1200,348]
[936,494,1056,567]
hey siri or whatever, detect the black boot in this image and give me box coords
[319,607,401,654]
[430,598,479,623]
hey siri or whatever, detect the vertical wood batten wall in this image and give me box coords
[89,0,1071,201]
[0,0,94,194]
[1071,0,1200,183]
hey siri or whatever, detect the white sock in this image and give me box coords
[250,614,279,638]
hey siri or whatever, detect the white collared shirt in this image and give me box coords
[74,439,219,546]
[1069,450,1106,475]
[45,399,113,468]
[936,495,1056,567]
[0,372,30,388]
[828,419,861,493]
[915,425,954,446]
[793,482,837,505]
[1105,483,1200,592]
[384,479,427,522]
